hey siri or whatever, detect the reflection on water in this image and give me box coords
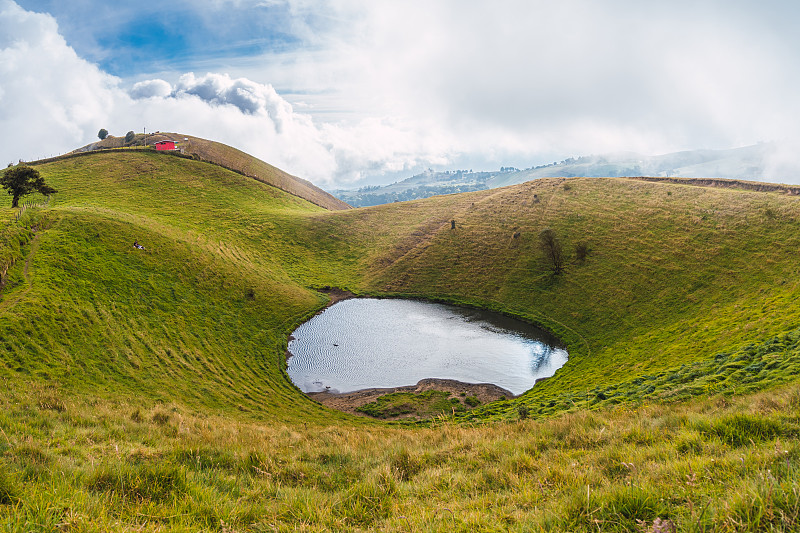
[287,299,568,395]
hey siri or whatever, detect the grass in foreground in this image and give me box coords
[0,380,798,531]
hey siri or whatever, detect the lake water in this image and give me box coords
[287,298,568,395]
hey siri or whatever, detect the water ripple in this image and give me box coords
[287,299,568,395]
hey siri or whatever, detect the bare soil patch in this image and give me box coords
[316,286,356,306]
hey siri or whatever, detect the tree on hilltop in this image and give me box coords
[125,131,136,144]
[98,128,108,140]
[1,166,57,208]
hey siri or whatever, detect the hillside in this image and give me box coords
[75,133,351,211]
[1,151,799,530]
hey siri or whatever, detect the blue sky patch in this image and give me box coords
[15,0,304,76]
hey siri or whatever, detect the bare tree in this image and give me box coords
[539,228,564,273]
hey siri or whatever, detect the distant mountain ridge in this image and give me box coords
[334,143,798,207]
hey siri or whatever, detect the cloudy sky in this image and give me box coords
[2,0,799,188]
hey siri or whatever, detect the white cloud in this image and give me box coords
[4,0,800,185]
[762,140,800,182]
[130,79,172,99]
[123,72,451,183]
[232,0,800,173]
[173,73,294,127]
[0,1,450,185]
[335,2,800,149]
[0,0,119,163]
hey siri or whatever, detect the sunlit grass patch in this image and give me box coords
[702,413,784,447]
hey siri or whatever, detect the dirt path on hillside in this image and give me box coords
[0,232,42,311]
[23,233,41,281]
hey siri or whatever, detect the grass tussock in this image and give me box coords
[87,463,188,503]
[0,461,20,506]
[703,413,784,447]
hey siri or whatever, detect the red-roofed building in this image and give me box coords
[155,140,176,151]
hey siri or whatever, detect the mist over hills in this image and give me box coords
[334,142,798,207]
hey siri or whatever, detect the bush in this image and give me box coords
[356,390,462,418]
[332,477,396,527]
[391,449,424,481]
[593,486,667,530]
[37,393,66,412]
[539,228,564,273]
[575,242,589,264]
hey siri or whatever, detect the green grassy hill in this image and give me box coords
[333,177,800,415]
[1,150,799,531]
[75,133,351,211]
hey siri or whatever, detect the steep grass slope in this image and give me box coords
[1,151,800,530]
[0,152,354,423]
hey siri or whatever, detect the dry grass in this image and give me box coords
[0,381,798,531]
